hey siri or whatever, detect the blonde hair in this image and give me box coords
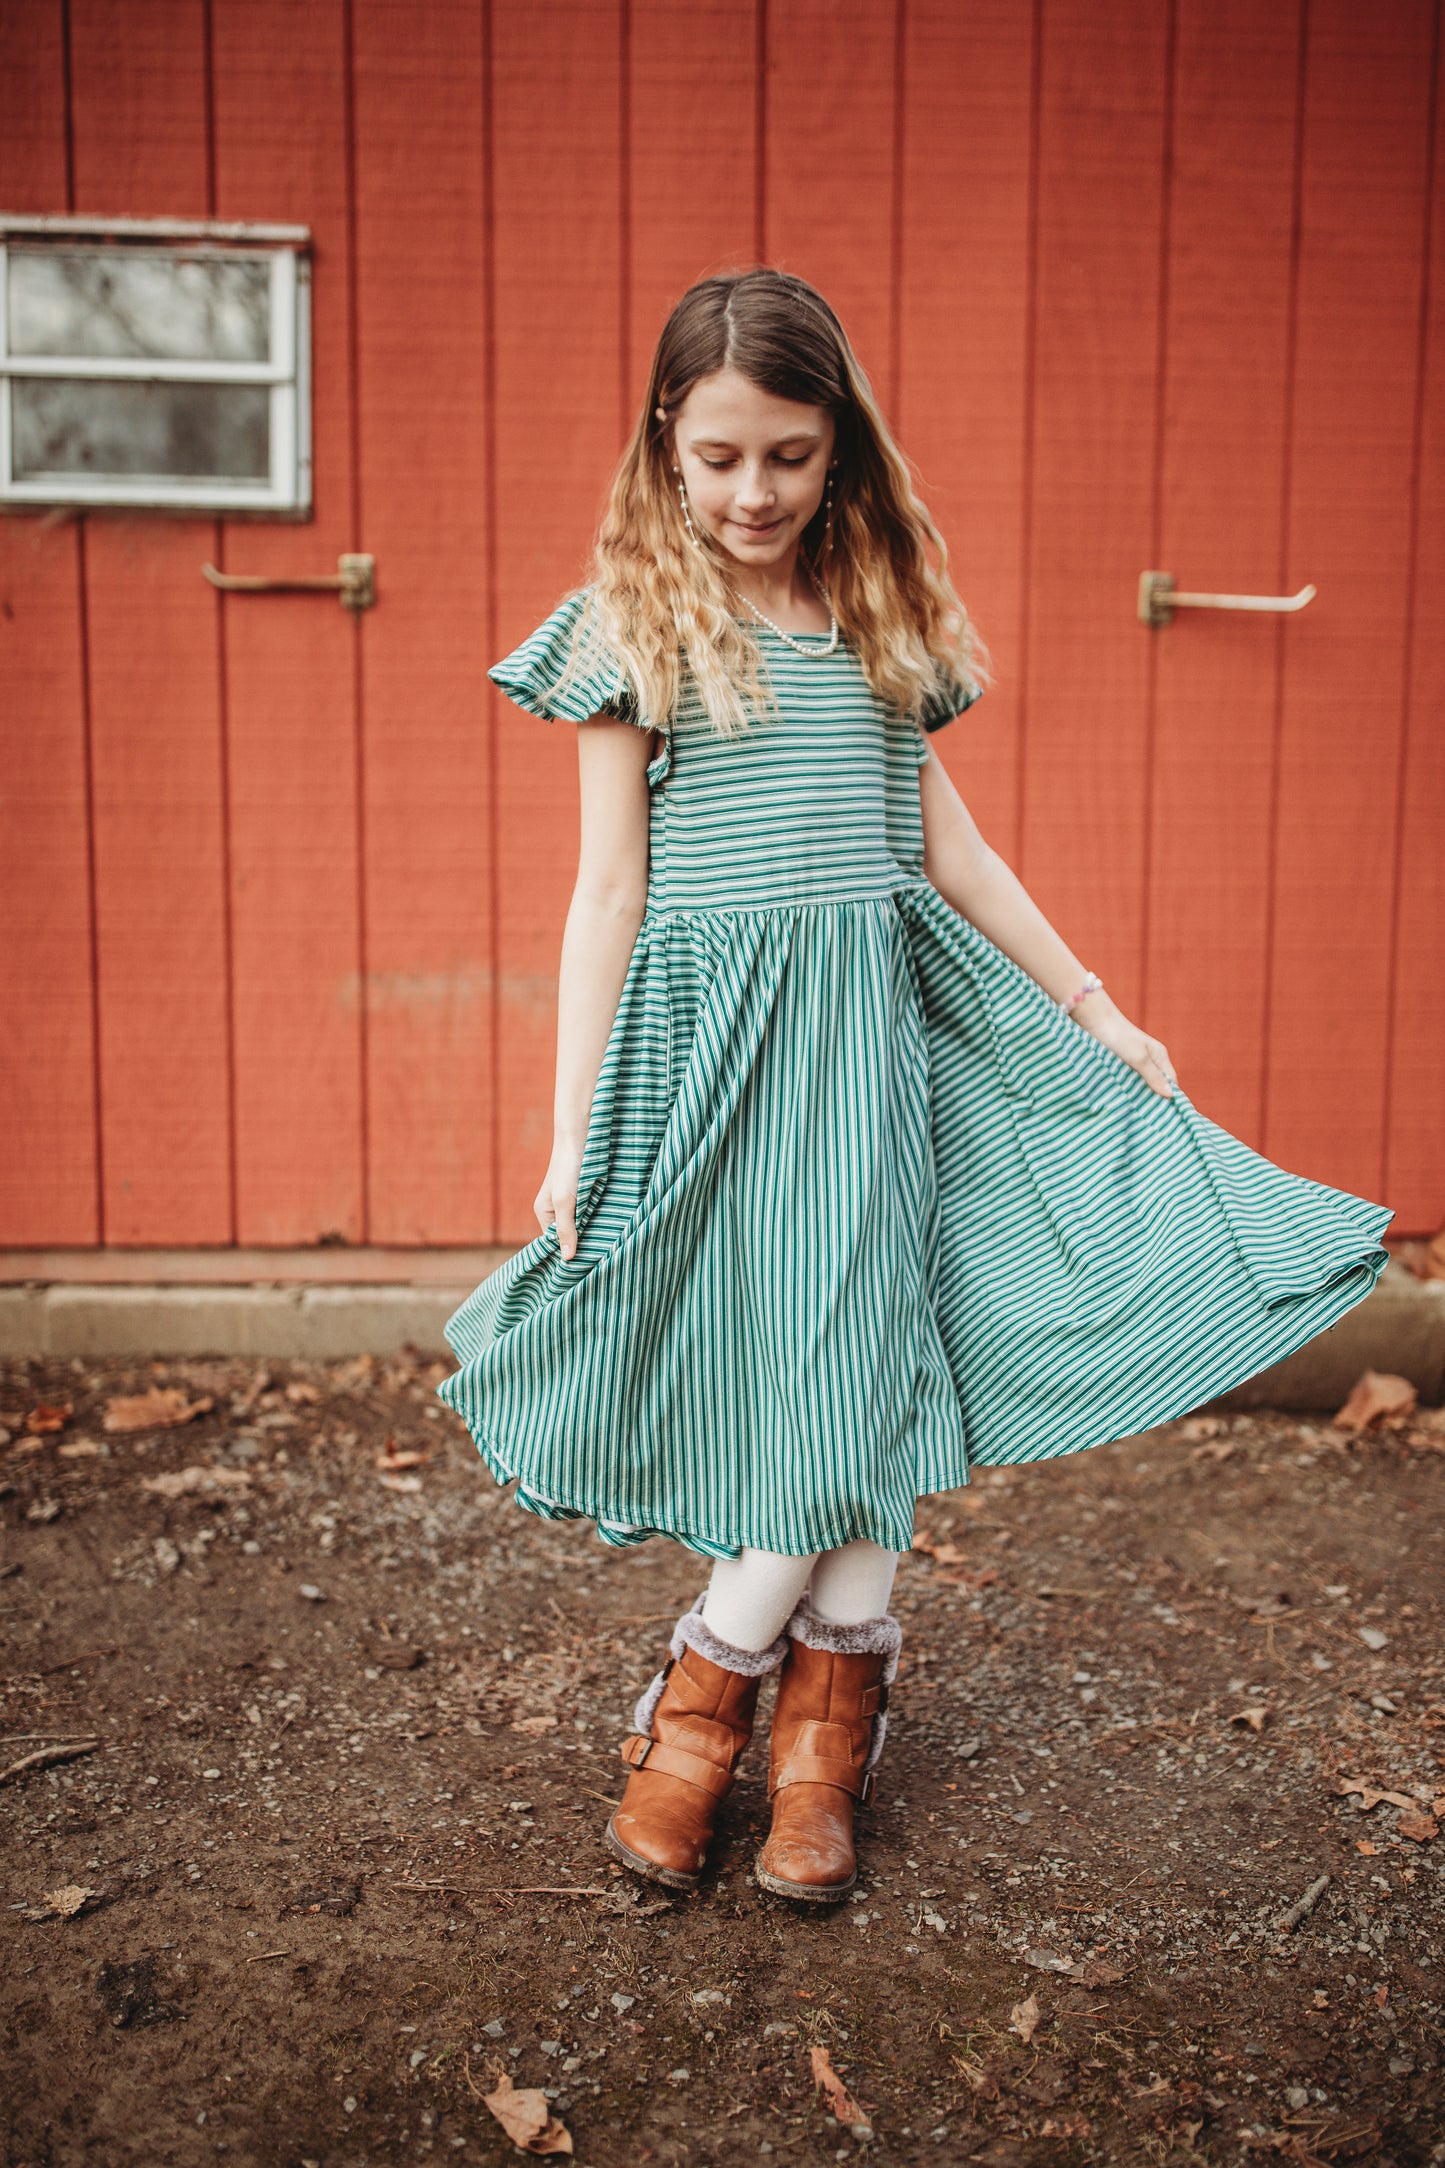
[551,267,991,737]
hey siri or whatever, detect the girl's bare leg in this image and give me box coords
[806,1538,899,1624]
[702,1547,817,1651]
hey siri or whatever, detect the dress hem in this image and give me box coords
[440,1220,1389,1560]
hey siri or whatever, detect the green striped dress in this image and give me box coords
[436,588,1393,1561]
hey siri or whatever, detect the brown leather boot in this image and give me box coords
[754,1603,902,1904]
[605,1597,788,1893]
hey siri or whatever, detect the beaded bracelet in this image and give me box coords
[1058,970,1104,1016]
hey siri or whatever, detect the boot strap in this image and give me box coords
[768,1749,869,1800]
[620,1732,735,1800]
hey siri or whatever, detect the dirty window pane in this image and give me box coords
[8,250,270,363]
[12,378,270,481]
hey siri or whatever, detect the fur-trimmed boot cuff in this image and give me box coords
[631,1589,790,1738]
[782,1597,902,1777]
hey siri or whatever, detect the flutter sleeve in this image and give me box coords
[913,660,985,764]
[487,587,642,725]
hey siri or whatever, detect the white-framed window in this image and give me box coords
[0,215,312,514]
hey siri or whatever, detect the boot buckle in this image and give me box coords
[621,1732,654,1769]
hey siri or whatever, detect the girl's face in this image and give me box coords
[668,367,836,573]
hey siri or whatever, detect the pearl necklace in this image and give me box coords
[733,572,840,657]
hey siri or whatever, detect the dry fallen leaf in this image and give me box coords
[953,2055,999,2099]
[42,1883,98,1917]
[1231,1705,1269,1733]
[140,1465,252,1499]
[375,1443,429,1470]
[1180,1414,1226,1441]
[1191,1438,1238,1464]
[26,1402,73,1434]
[511,1714,558,1736]
[1356,1840,1379,1856]
[57,1439,103,1459]
[481,2071,573,2155]
[809,2046,871,2133]
[377,1472,423,1494]
[104,1388,214,1434]
[1396,1809,1438,1843]
[1332,1369,1417,1433]
[1040,2115,1091,2139]
[1009,1994,1041,2045]
[1335,1776,1417,1813]
[911,1530,968,1566]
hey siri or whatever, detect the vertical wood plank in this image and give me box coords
[492,0,623,1240]
[352,0,495,1243]
[210,0,366,1244]
[0,0,99,1242]
[1145,0,1302,1143]
[1384,20,1444,1233]
[627,0,758,415]
[1265,0,1436,1195]
[897,0,1035,864]
[68,0,233,1243]
[1019,0,1169,1021]
[765,0,898,382]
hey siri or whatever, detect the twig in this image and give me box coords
[1275,1873,1330,1933]
[0,1732,106,1744]
[245,1949,291,1963]
[35,1646,121,1676]
[0,1739,99,1784]
[509,1885,628,1897]
[397,1879,613,1897]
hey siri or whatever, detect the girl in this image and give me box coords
[436,268,1392,1906]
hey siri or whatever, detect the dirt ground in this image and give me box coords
[2,1349,1443,2168]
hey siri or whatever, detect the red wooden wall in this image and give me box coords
[2,0,1441,1251]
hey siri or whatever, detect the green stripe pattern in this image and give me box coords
[436,588,1393,1560]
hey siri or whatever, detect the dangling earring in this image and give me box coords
[822,467,836,556]
[673,463,706,556]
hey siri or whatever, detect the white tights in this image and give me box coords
[702,1539,899,1653]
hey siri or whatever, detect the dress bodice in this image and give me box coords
[487,589,984,917]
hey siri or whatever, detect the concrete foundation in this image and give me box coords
[1,1250,1442,1411]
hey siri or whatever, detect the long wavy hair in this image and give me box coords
[548,266,991,738]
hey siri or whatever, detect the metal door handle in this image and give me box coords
[202,552,376,612]
[1139,571,1316,628]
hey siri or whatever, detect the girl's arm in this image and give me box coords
[918,747,1178,1099]
[538,717,655,1258]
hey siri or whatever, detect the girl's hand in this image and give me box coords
[535,1140,586,1260]
[1069,992,1178,1099]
